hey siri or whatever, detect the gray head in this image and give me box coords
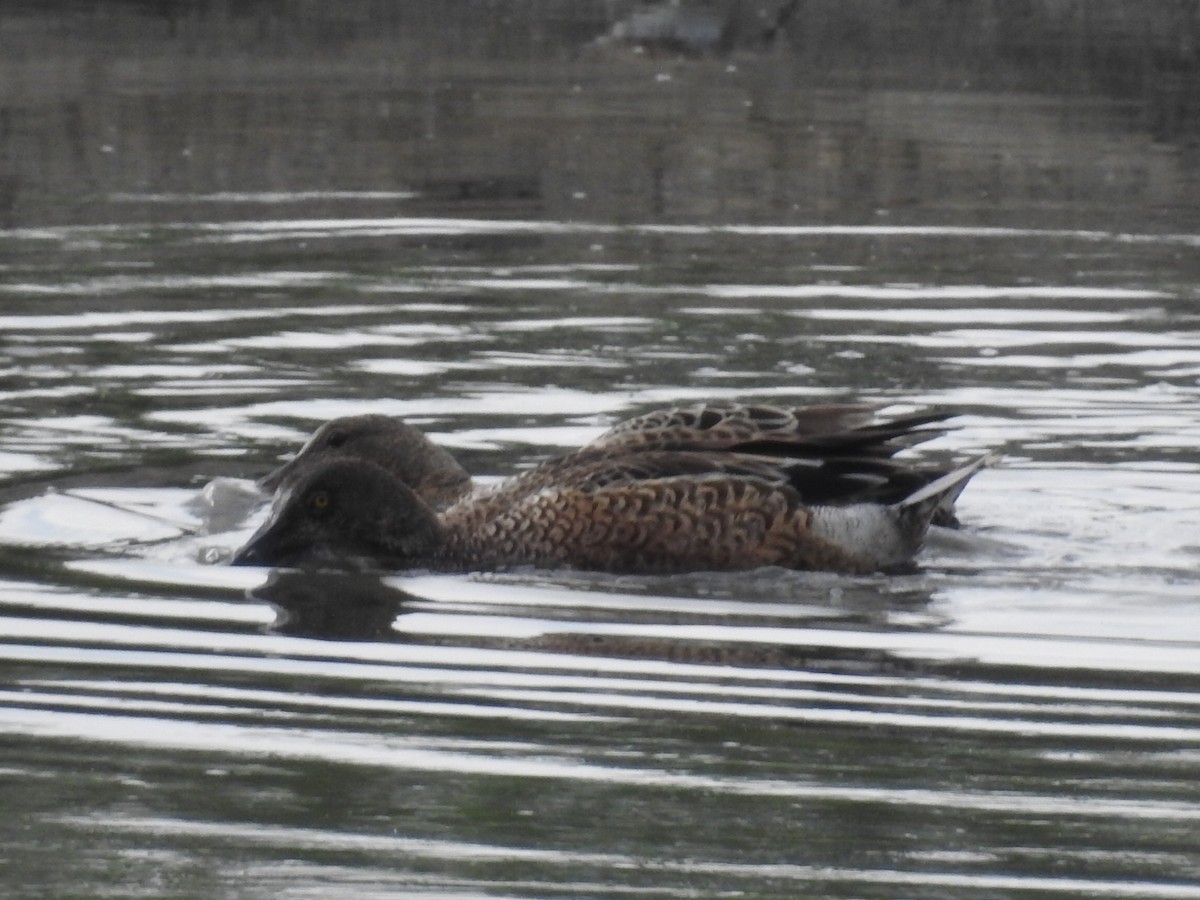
[233,458,445,571]
[259,415,472,509]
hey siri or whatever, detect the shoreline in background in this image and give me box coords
[1,0,1197,229]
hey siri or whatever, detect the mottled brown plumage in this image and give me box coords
[592,402,885,450]
[233,404,993,575]
[437,471,870,573]
[263,403,953,509]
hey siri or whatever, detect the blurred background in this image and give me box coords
[3,0,1199,230]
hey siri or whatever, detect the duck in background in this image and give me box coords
[258,414,473,511]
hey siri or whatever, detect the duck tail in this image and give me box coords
[896,451,999,526]
[806,452,997,570]
[853,451,995,568]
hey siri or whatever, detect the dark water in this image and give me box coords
[2,4,1200,898]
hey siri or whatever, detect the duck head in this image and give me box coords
[259,414,471,505]
[233,458,445,571]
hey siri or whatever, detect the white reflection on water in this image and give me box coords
[798,309,1149,324]
[213,329,471,351]
[6,684,604,724]
[46,816,1200,899]
[0,302,384,330]
[3,216,1200,897]
[142,383,840,432]
[93,216,1200,245]
[706,285,1168,301]
[10,215,1200,255]
[951,349,1200,371]
[0,580,268,625]
[0,450,55,473]
[0,272,342,297]
[5,702,1197,819]
[110,191,420,203]
[0,491,197,545]
[4,599,1200,708]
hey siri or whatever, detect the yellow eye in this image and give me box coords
[311,491,330,510]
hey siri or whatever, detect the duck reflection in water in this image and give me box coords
[252,565,943,672]
[252,569,411,640]
[233,403,995,575]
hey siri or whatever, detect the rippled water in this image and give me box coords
[4,2,1200,895]
[3,214,1199,898]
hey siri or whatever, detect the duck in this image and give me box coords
[259,414,473,511]
[261,404,958,507]
[233,403,993,575]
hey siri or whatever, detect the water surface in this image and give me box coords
[2,4,1200,898]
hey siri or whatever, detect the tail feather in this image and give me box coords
[883,452,998,566]
[897,452,999,515]
[893,452,999,553]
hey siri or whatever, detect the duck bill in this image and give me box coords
[230,513,369,571]
[230,535,270,567]
[230,517,297,567]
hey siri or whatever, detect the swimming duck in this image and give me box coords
[259,414,473,510]
[262,403,952,505]
[234,404,992,575]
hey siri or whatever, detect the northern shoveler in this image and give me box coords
[234,403,993,574]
